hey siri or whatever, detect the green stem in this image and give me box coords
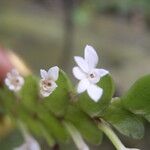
[63,121,89,150]
[98,121,126,150]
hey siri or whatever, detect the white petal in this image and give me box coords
[27,137,41,150]
[72,67,86,80]
[9,84,15,91]
[95,69,109,77]
[14,135,41,150]
[40,89,51,97]
[87,84,103,102]
[48,66,59,81]
[15,85,22,91]
[11,69,19,76]
[77,79,89,93]
[40,69,48,79]
[18,76,25,85]
[74,56,89,73]
[5,78,11,86]
[84,45,98,69]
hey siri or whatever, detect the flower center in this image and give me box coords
[47,81,52,87]
[87,71,100,84]
[90,73,95,78]
[15,79,19,83]
[42,80,52,88]
[11,78,20,86]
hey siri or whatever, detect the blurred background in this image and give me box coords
[0,0,150,149]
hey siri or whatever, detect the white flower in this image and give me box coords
[14,134,41,150]
[5,69,24,92]
[39,66,59,97]
[73,45,109,102]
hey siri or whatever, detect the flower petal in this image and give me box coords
[48,66,59,81]
[95,69,109,77]
[84,45,98,69]
[11,69,19,76]
[18,76,25,85]
[5,78,11,86]
[40,69,48,79]
[77,79,90,93]
[8,84,15,91]
[14,134,41,150]
[72,66,86,80]
[87,84,103,102]
[74,56,89,73]
[40,89,51,97]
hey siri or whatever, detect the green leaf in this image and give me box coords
[0,86,17,115]
[37,122,55,147]
[38,110,69,142]
[18,109,42,137]
[144,114,150,122]
[121,75,150,118]
[77,74,115,116]
[0,129,24,150]
[20,75,39,111]
[18,107,56,147]
[42,70,73,117]
[103,98,145,139]
[65,105,103,144]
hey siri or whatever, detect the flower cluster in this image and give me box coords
[4,66,59,98]
[4,45,109,102]
[4,45,140,150]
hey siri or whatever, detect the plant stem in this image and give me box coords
[98,121,126,150]
[63,121,89,150]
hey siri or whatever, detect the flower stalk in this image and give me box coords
[98,121,139,150]
[64,121,89,150]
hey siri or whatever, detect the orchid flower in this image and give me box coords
[73,45,109,101]
[5,69,24,92]
[39,66,59,97]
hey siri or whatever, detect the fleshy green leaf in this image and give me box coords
[121,75,150,120]
[77,74,115,116]
[18,108,42,137]
[103,98,144,139]
[65,105,103,144]
[42,70,73,117]
[0,86,17,115]
[20,75,39,112]
[0,129,24,150]
[144,114,150,122]
[18,107,56,147]
[38,110,69,142]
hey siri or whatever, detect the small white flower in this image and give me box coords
[14,134,41,150]
[39,66,59,97]
[5,69,24,92]
[73,45,109,102]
